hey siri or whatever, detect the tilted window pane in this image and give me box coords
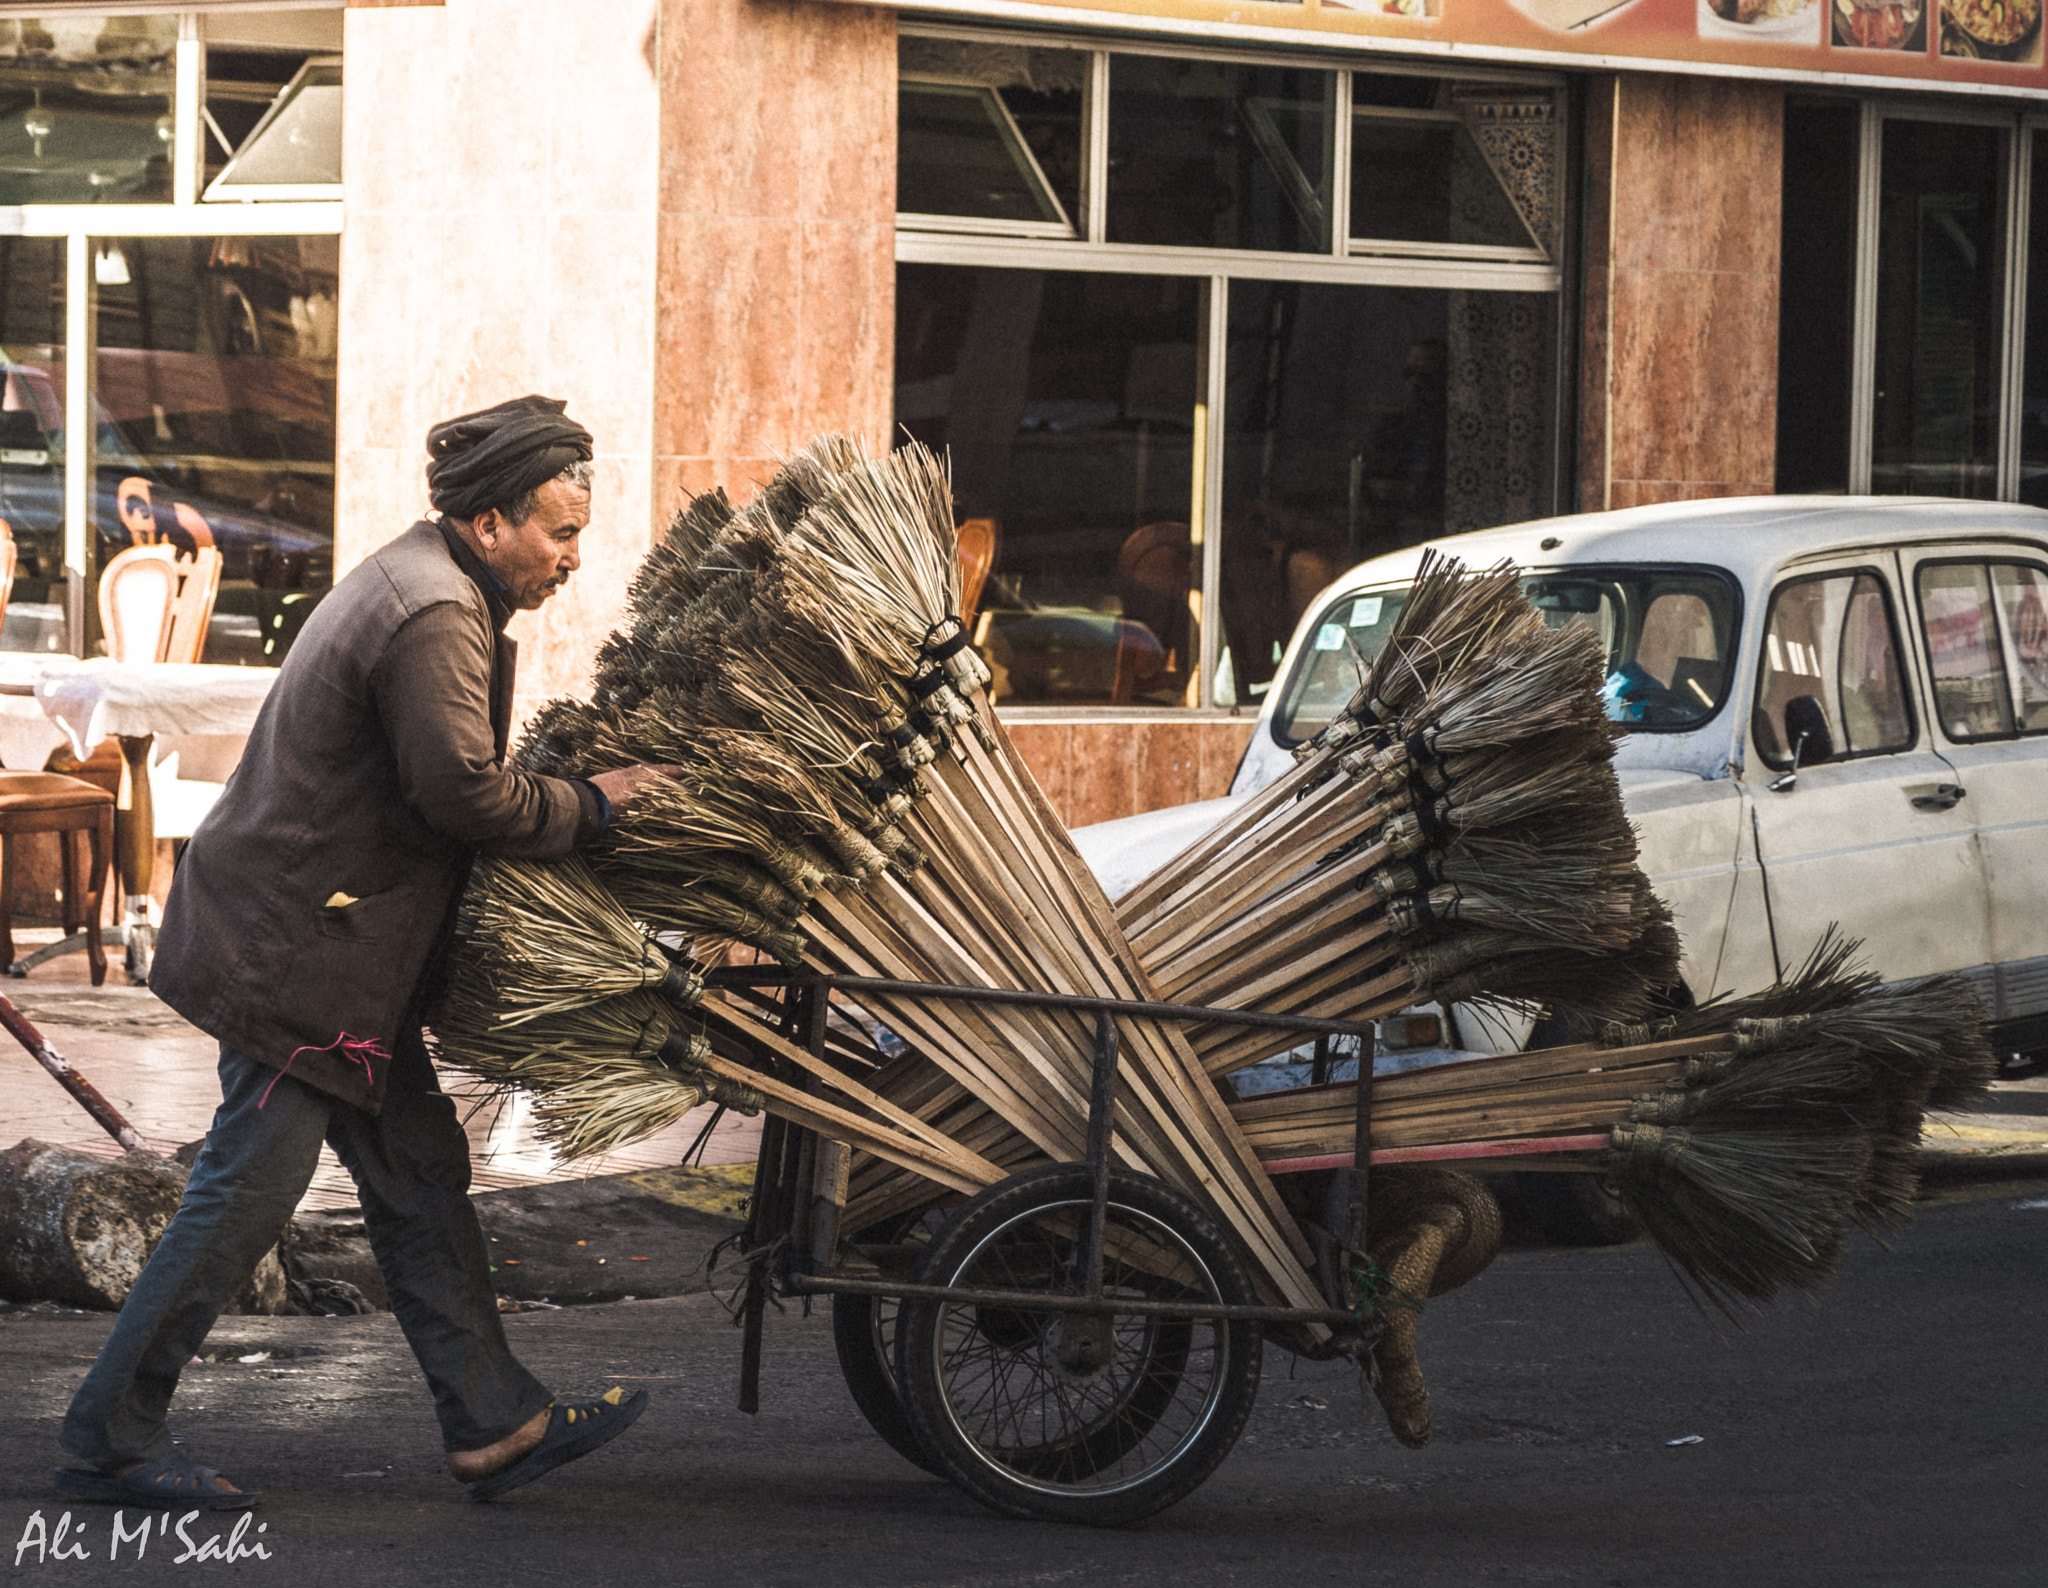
[206,59,341,194]
[1107,56,1333,254]
[0,16,175,205]
[1990,562,2048,733]
[895,264,1202,707]
[1755,572,1912,766]
[91,235,337,666]
[0,235,69,652]
[897,39,1082,229]
[1349,117,1534,250]
[1872,121,2005,500]
[1916,561,2014,740]
[1218,280,1554,705]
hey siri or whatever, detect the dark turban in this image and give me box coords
[424,395,593,522]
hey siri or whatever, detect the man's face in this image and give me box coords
[477,478,590,610]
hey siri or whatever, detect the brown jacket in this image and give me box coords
[150,519,587,1111]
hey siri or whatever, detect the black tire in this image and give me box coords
[1521,1170,1640,1246]
[893,1164,1262,1527]
[831,1213,946,1476]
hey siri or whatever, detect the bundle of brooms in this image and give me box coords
[425,435,1991,1324]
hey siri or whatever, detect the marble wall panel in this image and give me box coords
[1005,724,1071,822]
[336,0,665,686]
[797,220,895,446]
[652,0,895,518]
[1590,72,1783,512]
[654,213,803,459]
[1198,721,1257,800]
[1006,718,1258,828]
[1065,723,1136,830]
[1135,720,1203,814]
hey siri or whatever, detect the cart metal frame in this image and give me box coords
[704,966,1382,1417]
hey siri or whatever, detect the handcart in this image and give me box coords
[709,964,1386,1528]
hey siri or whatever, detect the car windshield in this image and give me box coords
[1273,566,1742,743]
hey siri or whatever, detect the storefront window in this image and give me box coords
[0,15,176,206]
[0,236,67,652]
[897,38,1084,234]
[92,235,336,665]
[896,263,1202,706]
[1872,120,2006,499]
[1350,77,1552,257]
[1108,57,1335,254]
[2021,130,2048,508]
[1217,281,1555,704]
[1775,99,1859,496]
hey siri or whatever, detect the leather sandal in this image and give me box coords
[465,1387,649,1502]
[54,1450,258,1511]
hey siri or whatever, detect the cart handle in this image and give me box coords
[705,968,1376,1040]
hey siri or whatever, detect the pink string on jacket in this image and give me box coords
[257,1033,389,1109]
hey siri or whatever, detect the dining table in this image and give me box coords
[0,654,275,981]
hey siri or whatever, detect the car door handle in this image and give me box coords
[1910,783,1966,811]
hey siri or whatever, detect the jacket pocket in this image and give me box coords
[316,882,430,945]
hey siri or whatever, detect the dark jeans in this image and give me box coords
[61,1030,550,1469]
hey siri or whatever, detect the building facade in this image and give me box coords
[2,0,2044,827]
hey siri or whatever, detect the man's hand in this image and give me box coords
[587,763,681,811]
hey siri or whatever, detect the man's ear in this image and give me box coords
[474,508,501,544]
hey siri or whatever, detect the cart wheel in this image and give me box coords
[893,1164,1262,1526]
[831,1212,945,1476]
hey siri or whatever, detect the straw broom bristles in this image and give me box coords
[434,438,1702,1322]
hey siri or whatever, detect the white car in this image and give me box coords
[1075,496,2048,1230]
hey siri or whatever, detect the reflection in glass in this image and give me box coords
[1872,121,2005,499]
[1992,562,2048,731]
[0,16,175,205]
[0,235,67,652]
[1219,281,1554,704]
[897,38,1083,230]
[204,58,341,197]
[1349,116,1533,251]
[1917,562,2013,739]
[1775,99,1859,495]
[92,236,337,665]
[895,264,1201,706]
[1107,56,1333,254]
[1755,572,1912,765]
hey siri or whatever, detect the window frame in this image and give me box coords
[1911,553,2048,742]
[0,10,345,656]
[894,23,1572,718]
[1751,563,1919,771]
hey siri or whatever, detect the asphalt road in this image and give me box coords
[2,1175,2042,1588]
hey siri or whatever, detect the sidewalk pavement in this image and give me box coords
[0,930,759,1213]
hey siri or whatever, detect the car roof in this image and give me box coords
[1320,495,2048,597]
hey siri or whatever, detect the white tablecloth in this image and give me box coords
[0,654,275,766]
[29,658,276,759]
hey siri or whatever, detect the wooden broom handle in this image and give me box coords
[0,992,154,1155]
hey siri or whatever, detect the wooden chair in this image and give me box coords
[0,518,17,620]
[98,543,223,665]
[957,517,1000,633]
[0,772,113,984]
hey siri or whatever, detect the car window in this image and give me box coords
[1754,570,1913,768]
[1273,565,1738,744]
[1915,559,2048,739]
[1992,563,2048,732]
